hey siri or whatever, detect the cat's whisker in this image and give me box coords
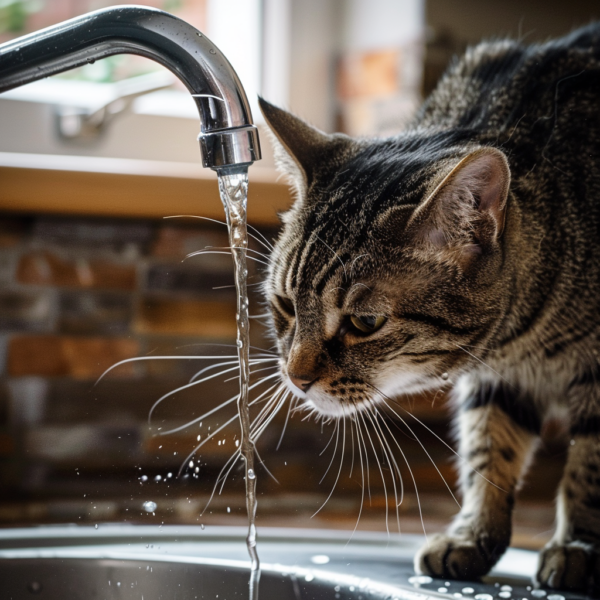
[164,376,281,437]
[190,360,240,383]
[349,253,370,279]
[319,420,340,484]
[185,249,269,266]
[319,419,340,457]
[373,393,461,509]
[149,364,241,426]
[190,357,278,383]
[178,412,239,477]
[316,234,347,280]
[212,282,265,290]
[348,408,356,478]
[358,410,390,539]
[186,246,271,261]
[355,412,372,506]
[95,354,242,384]
[276,395,296,451]
[346,415,366,544]
[200,449,241,516]
[364,389,427,541]
[217,450,242,495]
[455,343,515,389]
[375,385,506,493]
[312,414,346,518]
[364,401,404,534]
[163,214,274,253]
[215,385,288,496]
[223,363,278,383]
[178,381,284,478]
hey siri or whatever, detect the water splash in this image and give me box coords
[217,167,260,600]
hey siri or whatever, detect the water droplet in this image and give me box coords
[570,439,575,445]
[547,596,564,600]
[154,475,162,481]
[167,472,172,478]
[453,594,462,598]
[143,501,157,513]
[201,524,205,530]
[334,586,341,592]
[227,507,231,513]
[305,574,314,582]
[247,469,256,479]
[499,592,511,598]
[27,581,42,593]
[209,49,216,54]
[531,591,546,598]
[94,524,98,529]
[441,372,449,380]
[311,555,330,564]
[500,586,512,592]
[117,582,121,587]
[438,588,448,593]
[475,595,493,600]
[462,588,474,594]
[408,575,432,585]
[237,340,243,348]
[196,32,202,36]
[349,586,356,592]
[140,475,148,482]
[189,460,194,468]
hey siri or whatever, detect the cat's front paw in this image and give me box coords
[414,533,501,580]
[536,542,600,593]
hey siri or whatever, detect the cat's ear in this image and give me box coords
[259,97,348,194]
[407,148,511,258]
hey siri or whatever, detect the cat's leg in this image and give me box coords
[415,381,539,580]
[536,405,600,594]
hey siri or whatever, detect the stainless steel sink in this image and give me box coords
[0,525,587,599]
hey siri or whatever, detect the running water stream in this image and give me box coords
[217,168,260,600]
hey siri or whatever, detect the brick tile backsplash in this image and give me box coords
[8,335,139,378]
[33,217,153,250]
[152,225,229,259]
[17,251,137,290]
[135,297,237,338]
[0,290,56,332]
[145,263,234,295]
[58,291,132,334]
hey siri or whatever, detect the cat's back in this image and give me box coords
[415,22,600,139]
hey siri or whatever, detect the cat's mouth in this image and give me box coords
[283,374,374,417]
[283,368,442,418]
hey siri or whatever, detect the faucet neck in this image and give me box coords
[0,5,261,169]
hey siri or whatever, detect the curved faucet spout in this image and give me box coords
[0,5,261,171]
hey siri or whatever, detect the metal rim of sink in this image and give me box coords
[0,525,588,600]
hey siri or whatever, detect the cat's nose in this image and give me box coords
[288,373,316,393]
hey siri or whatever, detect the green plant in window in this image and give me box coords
[0,0,43,34]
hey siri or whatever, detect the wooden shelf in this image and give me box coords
[0,152,292,225]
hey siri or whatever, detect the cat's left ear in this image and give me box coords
[407,148,511,255]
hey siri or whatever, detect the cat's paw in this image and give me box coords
[536,542,600,593]
[414,533,499,580]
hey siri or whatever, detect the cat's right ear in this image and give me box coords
[259,98,346,194]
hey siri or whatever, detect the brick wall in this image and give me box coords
[0,212,562,537]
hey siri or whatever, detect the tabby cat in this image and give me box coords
[259,23,600,594]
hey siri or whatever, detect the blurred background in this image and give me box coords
[0,0,597,544]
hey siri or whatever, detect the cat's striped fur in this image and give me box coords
[260,23,600,594]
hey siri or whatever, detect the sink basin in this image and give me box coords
[0,525,588,599]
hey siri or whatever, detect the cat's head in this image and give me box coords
[260,99,512,418]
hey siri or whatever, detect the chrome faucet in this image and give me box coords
[0,5,261,172]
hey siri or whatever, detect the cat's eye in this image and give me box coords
[274,295,295,317]
[349,315,386,334]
